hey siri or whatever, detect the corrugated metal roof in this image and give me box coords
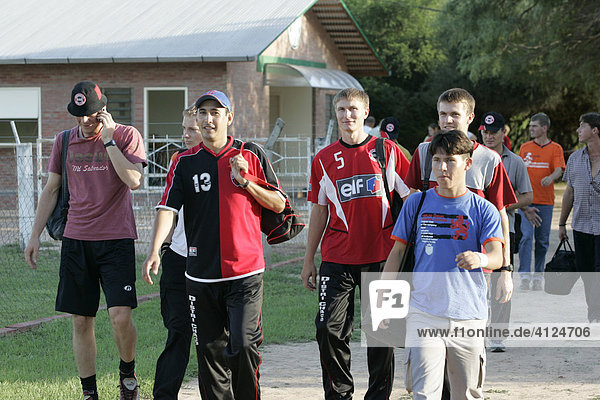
[0,0,315,63]
[0,0,386,75]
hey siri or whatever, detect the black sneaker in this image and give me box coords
[491,344,506,352]
[119,375,139,400]
[532,281,543,291]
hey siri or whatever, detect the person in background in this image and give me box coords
[405,88,515,303]
[150,105,202,399]
[379,116,412,161]
[503,124,513,151]
[558,112,600,322]
[480,111,533,352]
[424,122,440,142]
[518,112,565,290]
[364,115,376,134]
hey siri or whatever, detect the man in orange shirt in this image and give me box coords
[518,113,565,290]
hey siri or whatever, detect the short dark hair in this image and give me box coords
[531,112,551,128]
[333,88,369,109]
[580,112,600,132]
[429,130,474,158]
[437,88,475,115]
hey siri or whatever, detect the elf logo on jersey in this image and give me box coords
[337,174,383,202]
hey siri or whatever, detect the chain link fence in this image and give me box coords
[0,136,311,330]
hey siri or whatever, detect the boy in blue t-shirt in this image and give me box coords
[383,130,504,399]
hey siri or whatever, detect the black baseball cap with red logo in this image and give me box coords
[478,111,506,133]
[67,81,107,117]
[379,116,400,140]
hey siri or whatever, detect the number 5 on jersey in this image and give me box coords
[192,173,212,192]
[334,151,345,169]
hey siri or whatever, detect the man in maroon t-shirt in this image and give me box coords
[25,81,146,400]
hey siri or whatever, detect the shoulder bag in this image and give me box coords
[45,130,70,240]
[544,238,579,295]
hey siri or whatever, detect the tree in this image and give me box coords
[344,0,448,152]
[437,0,600,151]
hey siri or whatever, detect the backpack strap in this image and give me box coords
[399,190,427,273]
[376,137,394,215]
[60,130,70,209]
[238,141,286,197]
[422,144,433,191]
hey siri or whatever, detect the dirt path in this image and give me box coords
[178,342,600,399]
[179,185,600,399]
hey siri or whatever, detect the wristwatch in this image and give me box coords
[104,139,117,148]
[497,264,514,272]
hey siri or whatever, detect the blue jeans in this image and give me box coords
[518,204,553,282]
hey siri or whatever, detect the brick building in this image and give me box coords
[0,0,386,246]
[0,0,385,151]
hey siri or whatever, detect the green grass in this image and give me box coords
[262,263,318,343]
[1,255,362,399]
[0,243,63,327]
[0,243,163,327]
[0,299,169,399]
[0,250,365,399]
[262,262,362,343]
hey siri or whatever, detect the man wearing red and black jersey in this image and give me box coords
[143,90,284,400]
[302,88,410,400]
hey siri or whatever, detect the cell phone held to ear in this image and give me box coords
[96,108,107,122]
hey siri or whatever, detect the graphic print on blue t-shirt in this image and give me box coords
[421,212,470,240]
[391,189,503,319]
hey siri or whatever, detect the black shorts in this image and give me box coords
[56,237,137,317]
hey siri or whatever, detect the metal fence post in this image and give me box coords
[16,143,34,249]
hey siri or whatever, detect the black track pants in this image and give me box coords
[316,262,394,400]
[188,273,263,400]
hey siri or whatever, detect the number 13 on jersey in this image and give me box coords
[192,173,212,192]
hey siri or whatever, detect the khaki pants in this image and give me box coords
[404,309,486,400]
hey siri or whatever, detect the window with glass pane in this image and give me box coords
[104,88,133,125]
